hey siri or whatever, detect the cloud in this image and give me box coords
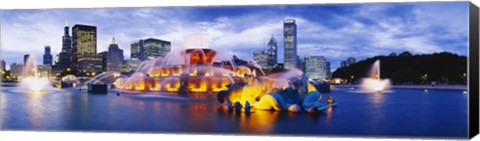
[0,2,469,71]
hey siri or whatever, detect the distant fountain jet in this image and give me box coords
[360,60,391,92]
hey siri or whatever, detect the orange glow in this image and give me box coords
[189,67,198,76]
[114,48,291,94]
[188,78,208,93]
[148,78,162,91]
[183,49,217,65]
[211,78,230,92]
[165,79,180,92]
[172,66,183,76]
[161,69,170,77]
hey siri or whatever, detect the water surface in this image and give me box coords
[0,86,468,139]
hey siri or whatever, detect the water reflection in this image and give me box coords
[217,106,280,133]
[0,87,468,138]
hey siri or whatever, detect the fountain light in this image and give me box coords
[22,77,50,92]
[360,60,391,92]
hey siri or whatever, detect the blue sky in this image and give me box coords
[0,2,469,70]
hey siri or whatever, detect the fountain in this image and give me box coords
[360,60,391,92]
[108,34,337,113]
[87,71,124,94]
[113,48,252,93]
[19,55,52,93]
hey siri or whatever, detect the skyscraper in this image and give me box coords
[283,19,297,69]
[72,24,102,73]
[1,60,5,71]
[24,54,30,65]
[130,40,144,61]
[267,35,278,69]
[43,45,53,65]
[131,38,171,61]
[57,23,73,67]
[305,56,330,80]
[253,51,268,69]
[107,38,124,72]
[144,38,171,60]
[99,51,108,72]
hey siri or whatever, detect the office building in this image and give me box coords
[10,63,24,78]
[99,51,108,72]
[131,38,170,61]
[267,35,278,69]
[57,23,73,67]
[144,38,171,60]
[305,56,330,80]
[107,38,124,72]
[72,24,102,73]
[123,59,141,73]
[283,19,297,69]
[253,51,268,69]
[43,45,53,65]
[1,60,5,71]
[24,54,30,65]
[131,40,144,61]
[36,65,52,79]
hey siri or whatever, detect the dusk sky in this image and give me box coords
[0,2,469,70]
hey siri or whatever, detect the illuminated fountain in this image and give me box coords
[110,33,337,113]
[113,48,255,93]
[18,55,52,93]
[360,60,391,92]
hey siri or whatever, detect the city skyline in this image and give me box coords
[0,2,469,70]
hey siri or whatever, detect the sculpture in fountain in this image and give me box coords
[217,71,336,113]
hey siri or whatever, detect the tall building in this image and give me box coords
[24,54,30,65]
[43,45,53,65]
[144,38,171,60]
[99,51,108,72]
[253,51,268,69]
[283,19,297,69]
[305,56,330,80]
[57,23,73,67]
[107,38,124,72]
[72,24,102,73]
[347,57,356,66]
[131,38,170,61]
[1,60,5,71]
[130,40,144,61]
[123,59,141,73]
[267,35,278,69]
[10,63,24,78]
[36,65,52,79]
